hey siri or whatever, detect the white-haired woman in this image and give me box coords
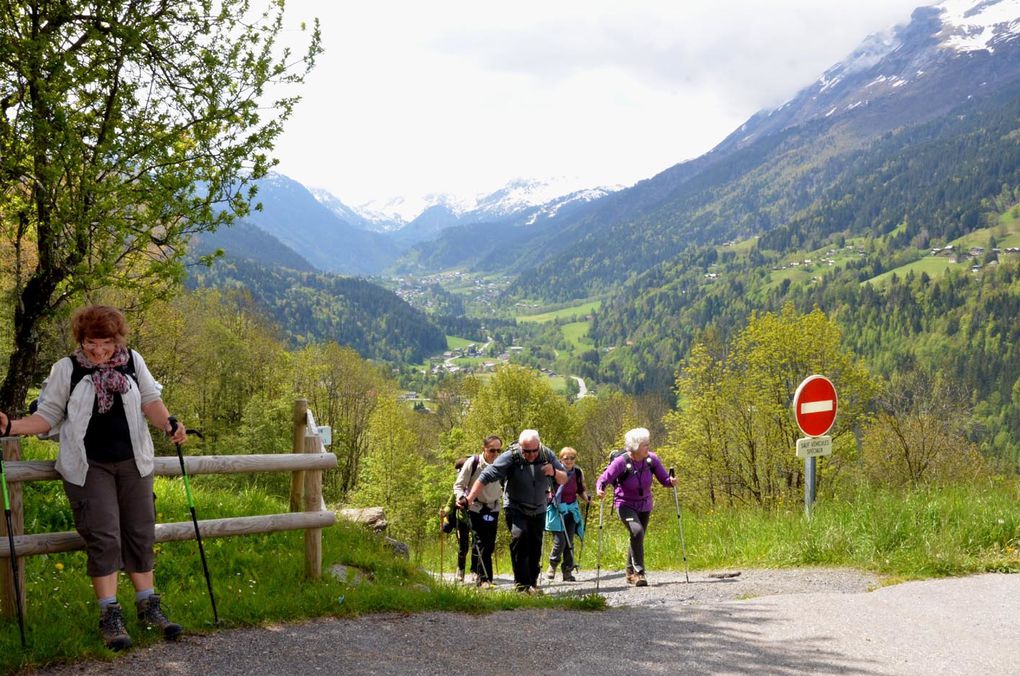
[595,428,675,586]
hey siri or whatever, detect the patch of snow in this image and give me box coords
[818,74,843,93]
[937,0,1020,53]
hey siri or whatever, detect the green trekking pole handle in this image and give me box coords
[169,417,219,625]
[0,416,28,647]
[669,468,690,583]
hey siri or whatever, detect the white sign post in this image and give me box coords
[793,376,838,518]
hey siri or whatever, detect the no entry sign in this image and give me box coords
[793,375,838,437]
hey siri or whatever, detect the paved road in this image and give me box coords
[40,571,1018,675]
[571,375,588,398]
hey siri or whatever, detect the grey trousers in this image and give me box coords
[618,506,651,573]
[63,459,155,577]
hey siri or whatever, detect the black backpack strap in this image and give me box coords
[121,349,137,381]
[67,355,92,396]
[469,454,481,478]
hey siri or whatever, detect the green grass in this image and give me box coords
[866,255,955,286]
[561,321,592,351]
[0,465,601,672]
[418,480,1019,589]
[516,300,601,323]
[451,356,490,367]
[638,481,1020,577]
[863,209,1020,285]
[445,335,474,350]
[547,375,568,393]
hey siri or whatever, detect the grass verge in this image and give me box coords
[1,476,603,672]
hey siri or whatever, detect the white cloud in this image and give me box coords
[274,0,923,207]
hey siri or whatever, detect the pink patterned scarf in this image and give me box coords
[73,346,131,414]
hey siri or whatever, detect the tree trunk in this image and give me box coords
[0,272,60,413]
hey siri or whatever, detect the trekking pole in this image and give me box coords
[169,418,219,624]
[552,496,575,580]
[669,468,690,583]
[439,508,445,581]
[467,513,490,584]
[574,498,592,572]
[594,492,606,593]
[0,419,26,647]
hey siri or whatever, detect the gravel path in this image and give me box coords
[36,568,1020,675]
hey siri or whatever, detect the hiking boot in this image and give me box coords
[546,564,556,580]
[136,594,183,640]
[562,572,576,582]
[526,586,545,596]
[98,603,132,651]
[625,570,637,585]
[456,568,465,582]
[634,572,648,587]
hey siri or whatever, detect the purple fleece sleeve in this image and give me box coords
[651,453,672,486]
[597,455,625,491]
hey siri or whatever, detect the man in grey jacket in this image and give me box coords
[465,429,566,592]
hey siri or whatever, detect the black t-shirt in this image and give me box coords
[84,393,134,463]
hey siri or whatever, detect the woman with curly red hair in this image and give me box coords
[1,305,187,650]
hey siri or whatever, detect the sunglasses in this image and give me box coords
[521,446,540,455]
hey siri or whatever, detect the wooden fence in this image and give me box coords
[0,399,336,619]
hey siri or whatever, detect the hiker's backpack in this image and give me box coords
[29,352,138,440]
[607,449,653,487]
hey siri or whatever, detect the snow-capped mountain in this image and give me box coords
[310,187,404,233]
[718,0,1020,152]
[469,177,618,220]
[938,0,1020,51]
[354,193,472,227]
[311,176,620,245]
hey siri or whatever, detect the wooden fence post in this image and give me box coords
[0,437,25,620]
[290,399,308,512]
[304,428,323,579]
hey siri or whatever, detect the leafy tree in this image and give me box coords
[862,368,986,485]
[571,389,640,482]
[349,397,427,544]
[292,342,395,500]
[666,306,878,506]
[0,0,321,410]
[461,365,573,454]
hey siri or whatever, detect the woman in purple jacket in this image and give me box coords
[595,427,676,587]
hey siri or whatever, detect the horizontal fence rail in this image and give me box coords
[4,453,337,483]
[0,398,336,621]
[0,511,337,558]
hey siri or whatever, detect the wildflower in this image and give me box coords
[55,562,64,571]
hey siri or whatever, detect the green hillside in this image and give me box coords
[189,258,447,363]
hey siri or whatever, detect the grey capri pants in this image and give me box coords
[63,459,156,577]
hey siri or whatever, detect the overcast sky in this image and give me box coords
[273,0,925,215]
